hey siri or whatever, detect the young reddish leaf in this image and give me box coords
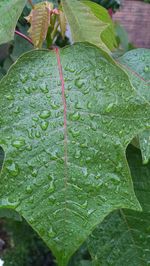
[25,1,54,48]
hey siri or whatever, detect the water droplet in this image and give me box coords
[70,112,80,121]
[86,157,91,163]
[81,200,88,208]
[6,162,19,177]
[35,131,41,138]
[87,208,95,215]
[87,101,92,109]
[115,162,123,172]
[40,121,49,131]
[29,196,34,203]
[144,65,149,73]
[6,94,14,100]
[95,173,101,179]
[26,185,32,194]
[12,138,25,149]
[47,181,55,193]
[40,84,49,93]
[104,77,108,83]
[70,128,80,137]
[83,88,90,95]
[98,164,102,170]
[90,122,97,131]
[75,101,82,109]
[74,149,81,159]
[14,107,20,114]
[31,169,38,177]
[50,150,58,160]
[82,167,88,177]
[32,116,39,122]
[105,103,114,113]
[51,102,59,110]
[102,133,107,139]
[20,74,28,83]
[48,227,56,238]
[75,79,84,88]
[39,110,51,119]
[48,195,56,203]
[80,140,88,148]
[28,129,34,139]
[1,198,19,208]
[31,73,37,81]
[29,217,35,223]
[24,86,31,94]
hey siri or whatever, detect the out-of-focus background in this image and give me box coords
[113,0,150,48]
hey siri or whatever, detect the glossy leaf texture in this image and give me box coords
[82,0,117,51]
[0,0,26,45]
[88,145,150,266]
[0,43,150,265]
[118,49,150,164]
[61,0,112,52]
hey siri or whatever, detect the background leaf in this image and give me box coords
[82,0,117,51]
[118,49,150,164]
[61,0,112,52]
[0,43,150,265]
[88,145,150,266]
[0,0,26,45]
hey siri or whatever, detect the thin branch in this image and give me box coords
[28,0,34,8]
[15,30,33,46]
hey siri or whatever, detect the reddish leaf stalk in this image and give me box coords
[28,0,34,8]
[55,47,68,189]
[15,30,33,45]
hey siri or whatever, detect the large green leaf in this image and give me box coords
[82,0,117,51]
[88,145,150,266]
[0,43,150,265]
[0,0,26,45]
[118,49,150,164]
[61,0,111,52]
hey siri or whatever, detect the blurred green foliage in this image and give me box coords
[90,0,121,10]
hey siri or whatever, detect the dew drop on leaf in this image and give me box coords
[47,181,55,193]
[144,65,149,73]
[70,112,80,121]
[74,149,81,159]
[40,121,49,131]
[26,185,32,194]
[31,169,38,177]
[40,84,49,93]
[105,103,114,113]
[81,200,88,209]
[75,79,84,88]
[70,128,80,137]
[6,162,19,177]
[24,86,31,94]
[51,101,59,110]
[48,227,56,238]
[39,110,51,119]
[35,130,41,138]
[6,94,14,100]
[12,138,25,149]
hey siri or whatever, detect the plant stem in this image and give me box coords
[15,30,33,45]
[28,0,34,8]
